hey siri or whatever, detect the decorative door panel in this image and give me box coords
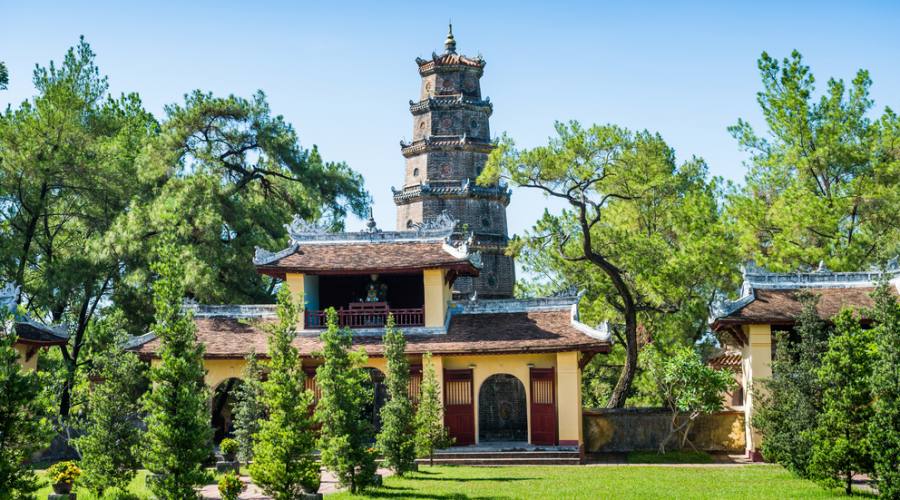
[443,369,475,446]
[530,367,558,446]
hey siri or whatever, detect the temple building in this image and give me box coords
[128,28,612,452]
[710,263,900,459]
[2,283,69,371]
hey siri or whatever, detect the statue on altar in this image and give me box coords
[365,274,388,302]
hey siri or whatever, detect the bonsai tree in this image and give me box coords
[219,438,239,462]
[74,345,147,496]
[415,353,452,465]
[376,315,417,475]
[646,345,734,453]
[141,239,214,498]
[232,351,264,464]
[0,318,54,498]
[250,287,320,497]
[316,308,377,493]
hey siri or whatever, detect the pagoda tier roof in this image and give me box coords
[416,52,486,75]
[127,297,612,359]
[409,95,492,115]
[253,212,482,278]
[710,263,900,333]
[400,135,495,157]
[392,179,511,206]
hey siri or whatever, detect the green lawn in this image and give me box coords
[626,450,714,464]
[332,465,866,499]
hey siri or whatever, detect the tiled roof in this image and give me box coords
[256,240,478,277]
[714,287,889,326]
[708,352,742,371]
[14,320,69,345]
[130,309,611,359]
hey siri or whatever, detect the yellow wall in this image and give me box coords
[742,323,772,455]
[14,344,38,371]
[284,272,305,308]
[556,351,582,445]
[423,269,450,327]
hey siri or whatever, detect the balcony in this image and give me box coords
[304,302,425,329]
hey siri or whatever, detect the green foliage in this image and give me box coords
[728,50,900,271]
[0,60,7,90]
[414,353,452,465]
[316,308,377,493]
[219,438,239,458]
[376,315,417,476]
[482,121,738,407]
[809,310,875,494]
[249,287,319,497]
[754,292,830,477]
[232,352,264,463]
[646,345,733,453]
[141,239,213,499]
[0,318,54,498]
[218,471,244,500]
[869,281,900,498]
[46,460,81,486]
[73,348,146,496]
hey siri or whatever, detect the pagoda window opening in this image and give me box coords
[304,272,425,329]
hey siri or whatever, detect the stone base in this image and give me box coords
[48,494,75,500]
[371,474,383,487]
[215,460,240,473]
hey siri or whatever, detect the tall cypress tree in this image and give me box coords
[377,315,417,475]
[232,351,264,464]
[870,281,900,498]
[754,291,830,476]
[809,309,876,495]
[316,308,377,493]
[415,352,451,466]
[250,287,319,497]
[141,239,213,498]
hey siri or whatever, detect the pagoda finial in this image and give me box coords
[444,22,457,54]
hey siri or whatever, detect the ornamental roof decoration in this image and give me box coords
[392,179,511,205]
[416,25,485,73]
[710,260,900,325]
[409,95,492,115]
[400,134,495,157]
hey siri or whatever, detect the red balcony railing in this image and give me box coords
[303,302,425,329]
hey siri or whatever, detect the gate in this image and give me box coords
[530,367,557,445]
[444,369,475,446]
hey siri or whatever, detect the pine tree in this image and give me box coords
[141,240,213,499]
[316,308,377,493]
[0,316,54,498]
[753,291,830,476]
[74,348,146,496]
[232,351,265,464]
[415,353,451,466]
[377,315,417,475]
[870,281,900,498]
[249,287,319,497]
[809,309,876,495]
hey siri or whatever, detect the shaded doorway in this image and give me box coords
[478,374,527,442]
[212,378,243,443]
[364,367,388,435]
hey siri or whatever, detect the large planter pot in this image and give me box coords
[52,482,72,494]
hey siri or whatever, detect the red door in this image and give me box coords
[444,369,475,446]
[530,368,557,445]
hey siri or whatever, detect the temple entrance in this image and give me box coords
[478,374,527,442]
[364,368,388,435]
[212,378,243,443]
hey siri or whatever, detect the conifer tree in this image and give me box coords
[809,309,875,495]
[753,291,830,476]
[415,353,451,466]
[141,239,213,498]
[377,315,417,475]
[316,308,377,493]
[232,351,265,464]
[74,348,146,496]
[0,315,54,498]
[869,281,900,498]
[250,288,319,497]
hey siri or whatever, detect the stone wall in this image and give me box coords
[583,408,745,453]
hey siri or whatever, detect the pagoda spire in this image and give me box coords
[444,22,457,54]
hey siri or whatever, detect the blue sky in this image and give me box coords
[2,1,899,236]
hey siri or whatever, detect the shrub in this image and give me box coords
[232,352,265,463]
[415,353,452,465]
[376,315,417,475]
[47,461,82,487]
[869,281,900,498]
[219,438,239,460]
[218,471,245,500]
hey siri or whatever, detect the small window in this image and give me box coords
[481,216,491,228]
[406,219,414,229]
[412,167,419,177]
[470,119,479,129]
[731,384,744,407]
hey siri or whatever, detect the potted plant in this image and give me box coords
[218,471,245,500]
[219,438,239,462]
[46,461,81,494]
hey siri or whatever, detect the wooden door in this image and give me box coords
[530,368,557,446]
[443,369,475,446]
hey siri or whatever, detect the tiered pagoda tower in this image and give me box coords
[393,26,515,299]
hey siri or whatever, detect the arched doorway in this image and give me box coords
[364,368,388,435]
[478,374,527,442]
[212,378,243,443]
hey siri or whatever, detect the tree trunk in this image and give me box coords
[606,306,638,408]
[846,470,852,495]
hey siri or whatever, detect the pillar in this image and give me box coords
[556,351,582,446]
[742,323,772,458]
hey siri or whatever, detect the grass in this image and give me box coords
[626,450,714,464]
[35,469,153,499]
[331,465,867,499]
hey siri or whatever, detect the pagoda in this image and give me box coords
[393,25,515,299]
